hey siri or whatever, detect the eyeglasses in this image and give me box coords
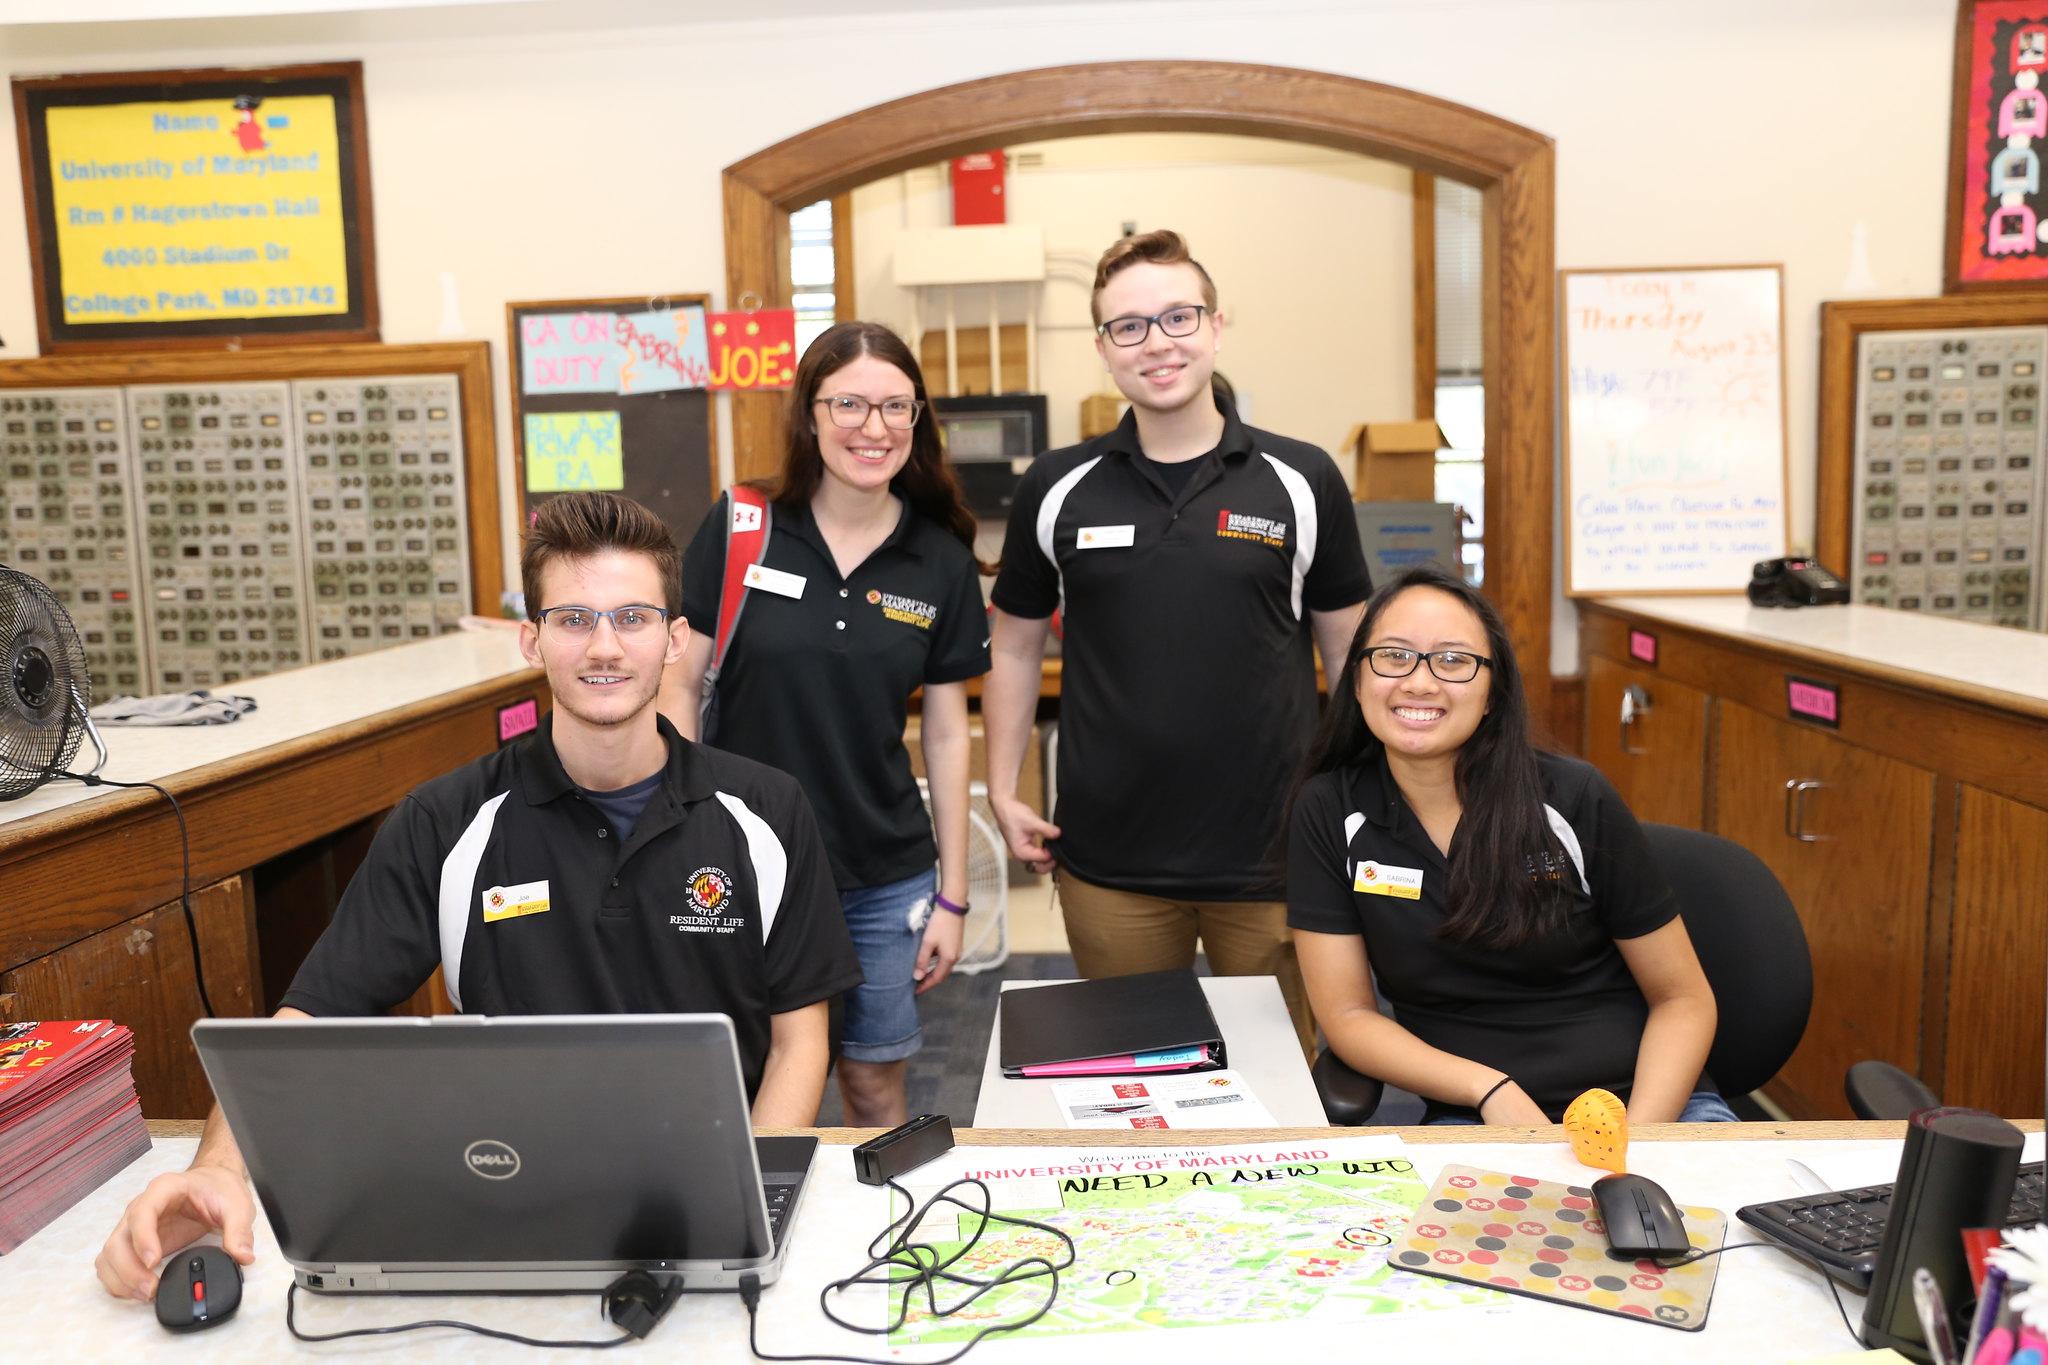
[1096,305,1208,347]
[815,395,923,429]
[533,605,671,639]
[1361,646,1492,683]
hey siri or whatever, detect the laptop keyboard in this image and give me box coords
[1738,1159,2043,1290]
[764,1177,799,1242]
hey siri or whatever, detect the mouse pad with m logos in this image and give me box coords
[1390,1165,1726,1330]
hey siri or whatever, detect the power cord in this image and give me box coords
[59,771,215,1018]
[739,1176,1076,1364]
[283,1269,680,1347]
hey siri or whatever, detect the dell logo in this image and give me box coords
[463,1139,521,1180]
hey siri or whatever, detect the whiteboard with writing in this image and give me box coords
[1562,265,1789,595]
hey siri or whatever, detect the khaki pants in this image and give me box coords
[1055,869,1316,1060]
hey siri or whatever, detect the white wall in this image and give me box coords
[0,0,1956,672]
[849,133,1416,457]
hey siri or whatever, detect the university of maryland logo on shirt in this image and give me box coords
[867,589,937,630]
[1216,508,1288,548]
[687,866,733,914]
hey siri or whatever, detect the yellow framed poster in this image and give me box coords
[12,62,378,352]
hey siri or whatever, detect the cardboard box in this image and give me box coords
[1346,420,1447,501]
[1080,393,1127,440]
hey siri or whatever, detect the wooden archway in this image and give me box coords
[723,61,1556,703]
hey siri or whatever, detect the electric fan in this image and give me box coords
[917,779,1010,974]
[1,566,108,800]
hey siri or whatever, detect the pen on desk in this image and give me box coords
[1964,1266,2011,1365]
[1917,1266,1958,1365]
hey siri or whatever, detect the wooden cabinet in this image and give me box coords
[1713,703,1934,1119]
[0,877,258,1120]
[1581,601,2048,1121]
[1584,655,1710,828]
[1946,788,2048,1118]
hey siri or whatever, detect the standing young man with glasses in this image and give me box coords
[93,491,863,1303]
[984,230,1372,1055]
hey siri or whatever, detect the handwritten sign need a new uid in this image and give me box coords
[1562,265,1789,595]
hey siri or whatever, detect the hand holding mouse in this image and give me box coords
[95,1164,256,1303]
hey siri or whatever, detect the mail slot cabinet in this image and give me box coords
[1581,598,2048,1121]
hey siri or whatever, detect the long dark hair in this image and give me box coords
[1297,564,1568,948]
[765,321,989,570]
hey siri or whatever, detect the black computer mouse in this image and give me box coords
[1592,1172,1692,1260]
[154,1244,243,1332]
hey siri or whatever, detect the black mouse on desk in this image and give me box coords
[1592,1172,1692,1260]
[154,1243,242,1332]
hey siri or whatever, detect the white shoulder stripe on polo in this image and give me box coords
[1343,810,1367,882]
[1036,456,1104,608]
[716,791,787,943]
[1542,803,1591,895]
[1259,452,1317,620]
[438,790,511,1012]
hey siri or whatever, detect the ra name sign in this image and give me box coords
[45,96,350,324]
[520,307,711,396]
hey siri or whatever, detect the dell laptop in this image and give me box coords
[191,1014,816,1293]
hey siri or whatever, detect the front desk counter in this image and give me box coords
[12,1118,2038,1362]
[1580,596,2048,1124]
[0,632,544,1118]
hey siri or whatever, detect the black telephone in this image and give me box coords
[1747,556,1850,608]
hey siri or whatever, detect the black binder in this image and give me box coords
[997,969,1226,1077]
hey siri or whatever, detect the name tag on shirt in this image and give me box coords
[743,563,805,599]
[1354,860,1423,899]
[1076,524,1135,549]
[483,879,551,923]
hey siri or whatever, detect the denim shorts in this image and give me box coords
[837,868,936,1064]
[1425,1090,1741,1125]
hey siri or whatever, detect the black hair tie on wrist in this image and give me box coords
[1476,1075,1515,1111]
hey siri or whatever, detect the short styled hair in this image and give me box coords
[1090,229,1219,325]
[519,492,680,617]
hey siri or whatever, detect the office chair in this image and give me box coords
[1312,822,1814,1125]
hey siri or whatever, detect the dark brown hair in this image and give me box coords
[766,320,986,569]
[1090,229,1218,325]
[519,492,681,617]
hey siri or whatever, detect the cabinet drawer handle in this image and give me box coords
[1620,684,1651,755]
[1784,778,1825,842]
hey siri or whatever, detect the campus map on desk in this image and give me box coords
[890,1137,1494,1345]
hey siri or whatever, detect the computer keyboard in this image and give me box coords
[1737,1159,2043,1291]
[764,1177,798,1241]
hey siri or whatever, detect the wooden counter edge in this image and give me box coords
[149,1119,2043,1143]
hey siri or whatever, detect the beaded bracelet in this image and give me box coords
[933,892,970,917]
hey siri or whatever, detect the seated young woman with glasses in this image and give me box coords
[1285,564,1734,1125]
[666,321,990,1129]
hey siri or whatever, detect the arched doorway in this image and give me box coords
[722,60,1555,706]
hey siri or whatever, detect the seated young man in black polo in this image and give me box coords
[94,491,861,1304]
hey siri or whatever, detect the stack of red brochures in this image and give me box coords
[0,1020,151,1255]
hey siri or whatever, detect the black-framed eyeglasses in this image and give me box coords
[1096,305,1208,347]
[533,605,671,639]
[1361,646,1492,683]
[815,395,923,429]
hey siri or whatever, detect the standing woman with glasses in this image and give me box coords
[665,321,990,1127]
[1285,565,1730,1125]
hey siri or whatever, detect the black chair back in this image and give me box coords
[1639,822,1811,1098]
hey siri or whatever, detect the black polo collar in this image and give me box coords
[1100,391,1256,464]
[518,713,718,807]
[778,496,924,569]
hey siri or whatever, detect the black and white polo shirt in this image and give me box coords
[680,497,989,890]
[282,715,862,1098]
[1287,748,1685,1119]
[992,398,1371,900]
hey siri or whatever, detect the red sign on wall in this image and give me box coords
[707,309,796,391]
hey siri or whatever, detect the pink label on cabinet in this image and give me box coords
[1627,629,1658,664]
[497,698,539,744]
[1785,678,1840,726]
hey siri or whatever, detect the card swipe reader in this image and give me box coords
[852,1114,954,1186]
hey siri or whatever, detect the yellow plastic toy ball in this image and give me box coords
[1564,1087,1629,1174]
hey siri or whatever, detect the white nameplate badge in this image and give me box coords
[1076,524,1135,549]
[1353,860,1424,899]
[483,879,552,923]
[743,564,806,599]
